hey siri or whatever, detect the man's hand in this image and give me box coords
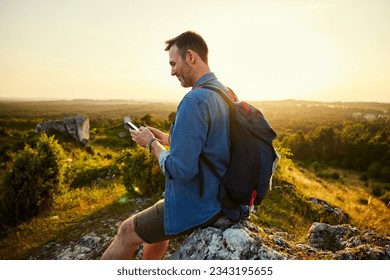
[130,126,154,148]
[147,127,170,146]
[130,126,167,159]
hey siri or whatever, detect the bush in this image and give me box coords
[367,163,381,179]
[379,192,390,206]
[312,161,323,173]
[359,172,369,182]
[380,166,390,182]
[86,146,95,155]
[371,185,385,197]
[316,171,341,180]
[117,148,165,197]
[0,134,66,227]
[69,165,114,188]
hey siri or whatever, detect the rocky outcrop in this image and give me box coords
[168,219,390,260]
[308,222,390,259]
[168,217,286,260]
[36,115,89,145]
[307,197,350,224]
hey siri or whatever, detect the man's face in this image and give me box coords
[169,45,192,88]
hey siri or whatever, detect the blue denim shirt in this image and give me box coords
[158,72,230,235]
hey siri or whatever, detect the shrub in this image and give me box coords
[0,134,66,227]
[367,163,381,179]
[68,165,114,188]
[86,146,95,155]
[312,161,322,173]
[379,192,390,207]
[117,148,165,197]
[380,166,390,182]
[316,171,341,181]
[371,185,384,197]
[359,172,369,182]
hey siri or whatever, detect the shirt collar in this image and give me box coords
[193,72,217,88]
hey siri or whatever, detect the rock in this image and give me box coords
[168,217,286,260]
[307,222,358,251]
[307,197,350,223]
[168,219,390,260]
[118,131,128,138]
[335,244,390,260]
[36,115,89,145]
[53,232,107,260]
[307,222,390,259]
[63,115,90,144]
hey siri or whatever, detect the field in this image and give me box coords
[0,98,389,259]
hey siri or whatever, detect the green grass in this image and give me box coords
[254,185,339,242]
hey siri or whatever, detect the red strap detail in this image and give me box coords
[226,88,236,102]
[250,191,257,206]
[241,101,251,111]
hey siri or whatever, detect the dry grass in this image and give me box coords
[0,182,126,259]
[290,165,390,234]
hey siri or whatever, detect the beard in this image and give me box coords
[179,76,192,88]
[178,61,193,88]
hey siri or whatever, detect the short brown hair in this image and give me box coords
[165,31,208,64]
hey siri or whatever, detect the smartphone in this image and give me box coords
[124,116,139,131]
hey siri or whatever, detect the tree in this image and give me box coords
[309,126,341,162]
[281,130,311,161]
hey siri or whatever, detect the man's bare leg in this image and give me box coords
[101,217,143,260]
[143,240,169,260]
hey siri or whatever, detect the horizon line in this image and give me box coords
[0,96,389,104]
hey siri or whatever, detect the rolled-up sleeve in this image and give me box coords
[158,150,170,178]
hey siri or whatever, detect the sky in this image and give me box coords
[0,0,389,102]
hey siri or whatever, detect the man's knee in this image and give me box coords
[117,217,134,236]
[116,217,142,245]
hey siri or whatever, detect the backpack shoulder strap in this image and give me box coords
[198,84,239,104]
[200,153,222,180]
[196,84,234,197]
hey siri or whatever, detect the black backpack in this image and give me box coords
[199,85,280,221]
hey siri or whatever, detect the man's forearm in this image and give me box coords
[150,140,167,161]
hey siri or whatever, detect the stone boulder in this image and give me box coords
[167,218,390,260]
[168,218,286,260]
[308,222,390,259]
[307,197,350,224]
[36,115,89,145]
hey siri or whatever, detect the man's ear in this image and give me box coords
[186,49,196,64]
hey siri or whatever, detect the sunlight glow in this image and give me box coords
[0,0,389,102]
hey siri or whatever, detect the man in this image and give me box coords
[101,31,230,260]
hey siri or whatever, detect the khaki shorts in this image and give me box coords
[133,199,222,244]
